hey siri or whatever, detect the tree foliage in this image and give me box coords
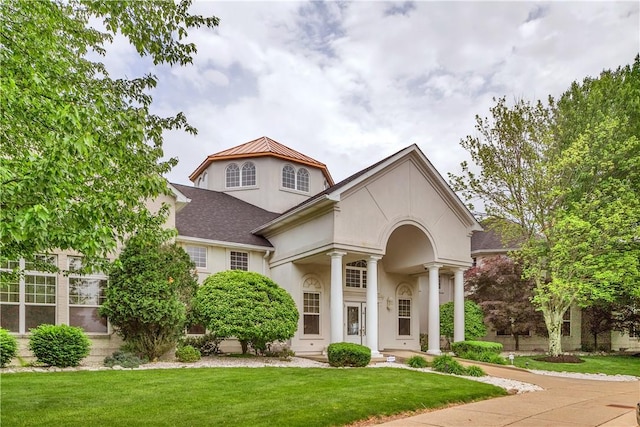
[465,255,546,350]
[0,0,219,265]
[100,231,199,360]
[451,57,640,356]
[194,271,299,354]
[440,300,487,344]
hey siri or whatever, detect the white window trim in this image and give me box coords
[67,256,109,334]
[225,163,240,188]
[185,245,207,270]
[240,161,257,187]
[228,250,249,271]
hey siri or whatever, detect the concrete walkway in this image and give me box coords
[379,351,639,427]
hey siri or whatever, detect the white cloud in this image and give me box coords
[98,1,640,193]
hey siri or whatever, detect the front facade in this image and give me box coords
[3,136,481,359]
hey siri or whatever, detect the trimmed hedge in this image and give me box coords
[29,324,90,367]
[0,328,18,368]
[451,340,503,355]
[327,342,371,367]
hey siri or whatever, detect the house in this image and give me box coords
[471,225,640,352]
[2,136,481,359]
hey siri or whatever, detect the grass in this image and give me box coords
[0,367,505,426]
[512,354,640,377]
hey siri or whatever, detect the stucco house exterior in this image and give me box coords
[2,136,481,360]
[471,225,640,352]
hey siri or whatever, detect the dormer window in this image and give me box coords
[282,165,296,189]
[226,163,240,188]
[282,164,310,192]
[197,171,208,189]
[241,162,256,186]
[297,168,309,192]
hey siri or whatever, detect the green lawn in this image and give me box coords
[512,355,640,377]
[1,367,505,426]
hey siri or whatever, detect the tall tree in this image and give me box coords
[465,256,546,350]
[0,1,219,265]
[451,57,640,356]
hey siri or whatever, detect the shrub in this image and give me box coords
[464,365,487,377]
[406,355,428,368]
[264,344,296,360]
[0,328,18,368]
[452,340,503,356]
[104,350,147,368]
[193,271,299,355]
[176,345,201,362]
[327,342,371,367]
[100,231,199,361]
[431,355,466,375]
[28,324,90,367]
[181,333,223,356]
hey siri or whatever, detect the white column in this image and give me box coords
[366,256,382,357]
[454,268,465,343]
[328,251,346,343]
[427,264,442,355]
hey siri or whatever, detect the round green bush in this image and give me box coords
[406,355,428,368]
[327,342,371,367]
[104,350,147,368]
[0,328,18,368]
[175,345,201,363]
[28,324,90,367]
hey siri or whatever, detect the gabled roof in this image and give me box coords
[255,144,482,234]
[189,136,334,185]
[471,219,523,255]
[172,183,279,248]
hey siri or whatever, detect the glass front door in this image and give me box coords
[345,302,366,345]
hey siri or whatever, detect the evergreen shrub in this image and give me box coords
[176,345,201,362]
[28,324,90,367]
[0,328,18,368]
[327,342,371,367]
[406,355,429,368]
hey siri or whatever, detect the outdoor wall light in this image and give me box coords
[386,297,394,310]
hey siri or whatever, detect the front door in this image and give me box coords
[345,302,366,345]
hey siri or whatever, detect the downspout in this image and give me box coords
[262,250,271,275]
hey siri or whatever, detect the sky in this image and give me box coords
[103,1,639,193]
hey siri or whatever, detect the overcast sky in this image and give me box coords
[105,1,639,191]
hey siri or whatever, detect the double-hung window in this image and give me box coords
[230,251,248,271]
[68,256,108,333]
[303,292,320,334]
[185,245,207,269]
[0,255,57,333]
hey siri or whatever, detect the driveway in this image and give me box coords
[378,355,639,427]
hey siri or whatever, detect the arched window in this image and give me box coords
[241,162,256,186]
[396,284,413,336]
[226,163,240,188]
[296,168,309,192]
[302,276,323,335]
[282,165,295,189]
[197,171,208,189]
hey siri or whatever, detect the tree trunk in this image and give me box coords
[240,340,248,354]
[514,333,520,351]
[543,309,564,357]
[593,332,598,352]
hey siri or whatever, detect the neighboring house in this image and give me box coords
[2,136,481,359]
[470,225,640,352]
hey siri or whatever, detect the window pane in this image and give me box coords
[25,254,57,271]
[345,268,361,288]
[230,251,248,271]
[226,164,240,187]
[185,246,207,268]
[398,299,411,317]
[24,275,56,304]
[25,305,56,330]
[282,165,295,189]
[398,318,411,336]
[0,304,19,332]
[303,292,320,314]
[69,278,107,305]
[303,314,320,334]
[0,280,19,302]
[188,324,206,335]
[296,168,309,192]
[69,307,107,333]
[242,162,256,186]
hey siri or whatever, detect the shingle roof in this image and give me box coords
[471,228,506,252]
[189,136,334,185]
[172,184,279,248]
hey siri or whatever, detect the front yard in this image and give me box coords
[1,367,505,426]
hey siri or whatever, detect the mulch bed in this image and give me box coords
[535,354,584,363]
